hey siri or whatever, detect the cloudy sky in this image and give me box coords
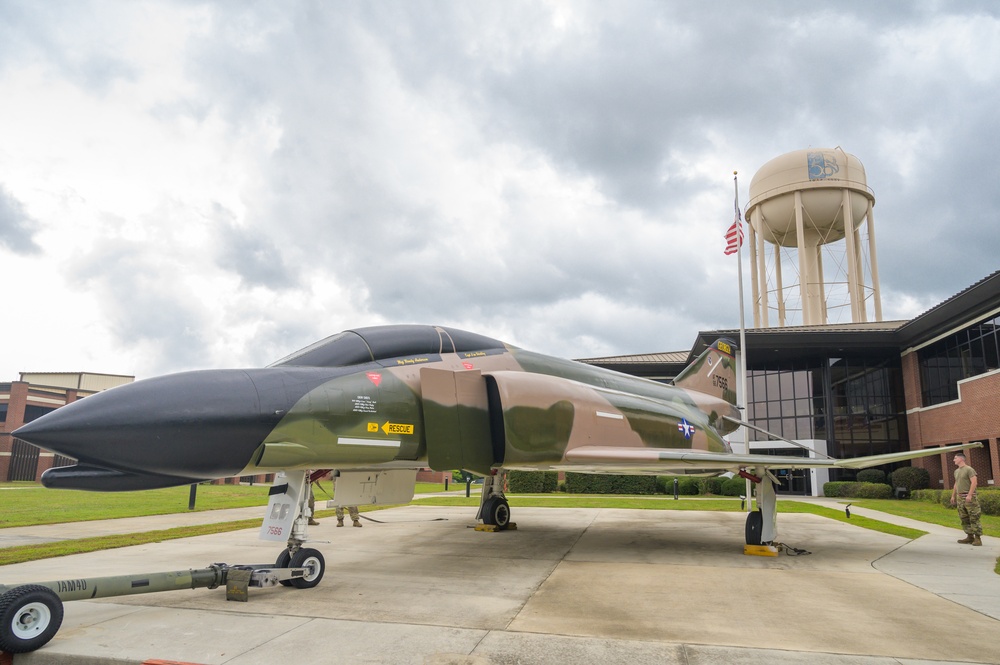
[1,1,998,380]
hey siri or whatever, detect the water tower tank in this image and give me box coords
[743,148,881,327]
[746,148,873,246]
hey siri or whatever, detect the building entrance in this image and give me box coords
[753,447,812,495]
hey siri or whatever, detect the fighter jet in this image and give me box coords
[13,324,974,557]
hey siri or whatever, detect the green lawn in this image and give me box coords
[0,483,271,528]
[4,484,997,572]
[826,498,1000,538]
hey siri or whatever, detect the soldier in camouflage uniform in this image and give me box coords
[950,453,982,546]
[336,505,361,527]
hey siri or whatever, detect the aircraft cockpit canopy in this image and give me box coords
[269,324,507,368]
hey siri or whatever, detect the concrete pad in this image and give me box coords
[30,605,310,665]
[2,506,999,664]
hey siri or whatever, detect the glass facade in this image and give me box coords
[918,313,1000,406]
[746,354,907,481]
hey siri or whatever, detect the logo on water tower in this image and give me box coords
[807,151,840,180]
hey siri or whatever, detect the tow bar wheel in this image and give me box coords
[0,584,65,653]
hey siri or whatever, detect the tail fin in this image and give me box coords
[672,338,738,406]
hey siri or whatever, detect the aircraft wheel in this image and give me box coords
[483,496,511,530]
[745,510,763,546]
[275,549,294,587]
[0,584,64,654]
[289,548,326,589]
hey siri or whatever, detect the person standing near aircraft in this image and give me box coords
[307,483,320,526]
[307,470,331,526]
[336,505,361,527]
[950,453,982,546]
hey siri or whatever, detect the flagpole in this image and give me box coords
[734,171,751,512]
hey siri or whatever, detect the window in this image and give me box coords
[23,405,55,423]
[919,314,1000,406]
[746,354,907,463]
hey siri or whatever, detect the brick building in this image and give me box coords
[1,373,133,481]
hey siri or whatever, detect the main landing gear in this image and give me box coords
[741,468,779,555]
[476,470,513,530]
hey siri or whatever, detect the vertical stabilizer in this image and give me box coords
[672,339,738,406]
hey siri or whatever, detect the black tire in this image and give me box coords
[745,510,763,546]
[275,549,294,587]
[483,496,511,530]
[0,585,64,654]
[289,548,326,589]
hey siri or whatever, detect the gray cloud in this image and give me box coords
[212,204,300,290]
[2,0,999,379]
[68,239,213,374]
[0,185,40,254]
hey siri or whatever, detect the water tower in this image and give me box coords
[744,148,882,327]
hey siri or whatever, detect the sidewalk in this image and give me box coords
[795,496,1000,620]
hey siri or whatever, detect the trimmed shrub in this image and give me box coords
[564,473,658,494]
[978,488,1000,516]
[507,470,558,493]
[823,481,854,497]
[890,466,930,492]
[911,489,945,504]
[854,483,893,499]
[656,476,699,495]
[721,476,748,497]
[697,477,726,495]
[856,469,887,485]
[823,481,893,498]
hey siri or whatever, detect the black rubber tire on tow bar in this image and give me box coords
[483,496,511,530]
[745,510,763,546]
[275,548,294,587]
[0,584,64,654]
[289,548,326,589]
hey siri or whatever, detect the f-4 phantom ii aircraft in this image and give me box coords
[15,324,974,562]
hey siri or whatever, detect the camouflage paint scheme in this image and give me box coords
[15,324,978,492]
[255,328,742,478]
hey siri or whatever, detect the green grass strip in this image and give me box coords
[0,519,263,566]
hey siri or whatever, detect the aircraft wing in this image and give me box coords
[560,441,980,474]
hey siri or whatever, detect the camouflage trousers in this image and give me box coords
[336,505,360,521]
[957,494,982,536]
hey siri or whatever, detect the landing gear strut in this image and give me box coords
[476,470,511,530]
[741,468,778,546]
[263,470,329,587]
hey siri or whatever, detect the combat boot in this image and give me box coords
[336,518,344,527]
[353,519,363,527]
[957,534,974,544]
[308,518,320,526]
[972,535,982,546]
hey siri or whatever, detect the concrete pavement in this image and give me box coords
[0,500,997,664]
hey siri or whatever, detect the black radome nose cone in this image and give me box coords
[14,369,281,480]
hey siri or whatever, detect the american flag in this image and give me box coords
[724,200,743,256]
